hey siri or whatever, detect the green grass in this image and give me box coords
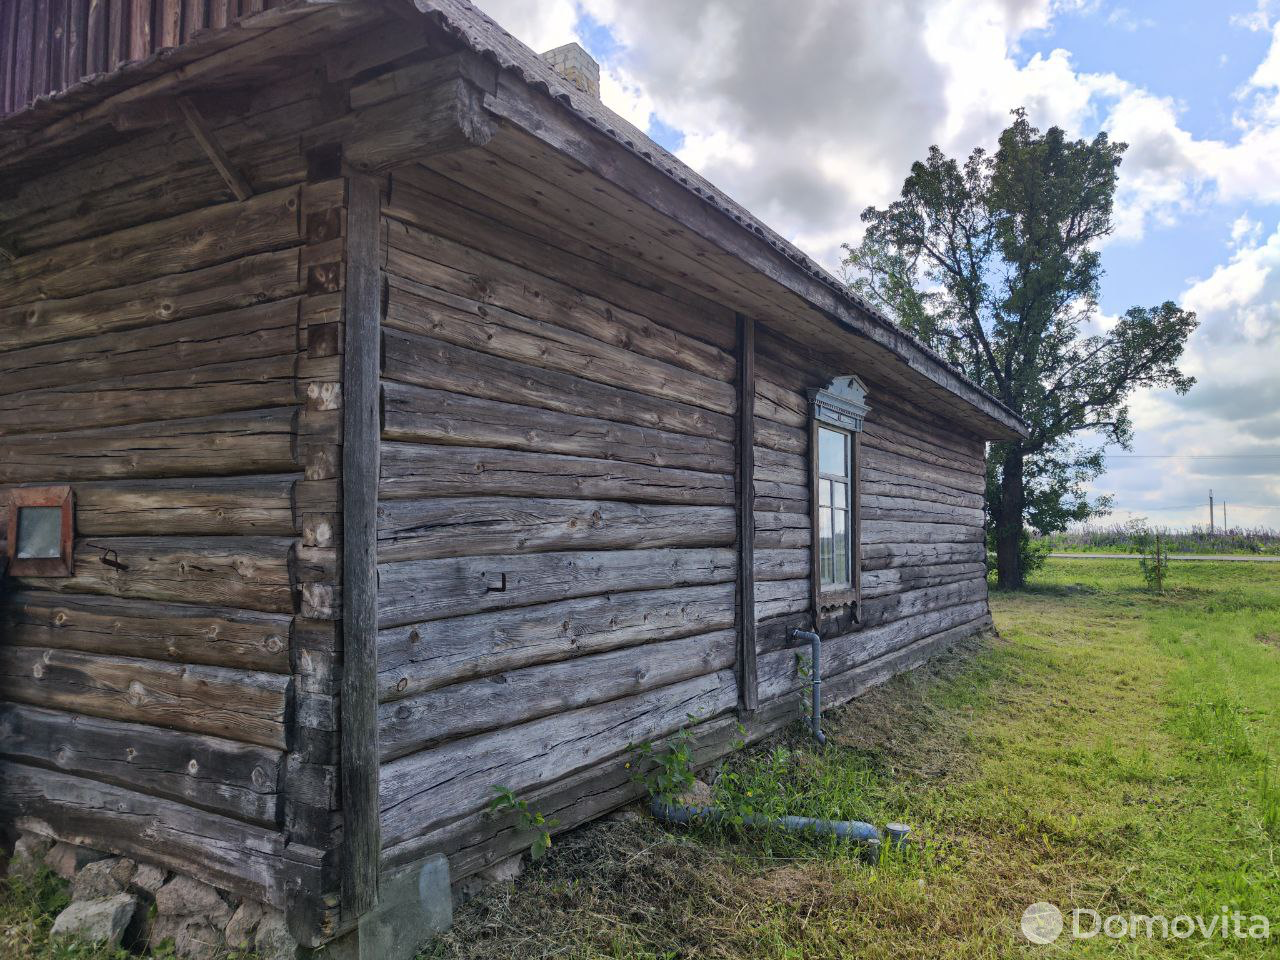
[428,559,1280,958]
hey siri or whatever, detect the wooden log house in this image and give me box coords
[0,0,1027,952]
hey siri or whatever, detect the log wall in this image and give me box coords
[0,68,349,942]
[373,157,994,880]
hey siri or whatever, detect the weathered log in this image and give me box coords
[0,407,297,482]
[0,761,320,909]
[0,647,290,748]
[382,213,735,383]
[2,475,299,536]
[0,702,281,825]
[0,186,302,307]
[378,629,736,760]
[377,582,737,701]
[381,326,734,441]
[0,247,300,353]
[861,541,985,570]
[0,354,299,436]
[0,298,299,397]
[378,546,736,628]
[379,443,736,506]
[389,165,737,351]
[757,600,990,701]
[381,381,734,473]
[9,536,297,613]
[378,669,738,847]
[861,519,983,546]
[1,591,291,671]
[341,78,493,173]
[377,496,736,562]
[384,274,736,415]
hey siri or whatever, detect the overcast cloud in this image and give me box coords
[475,0,1280,529]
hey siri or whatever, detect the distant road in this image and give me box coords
[1049,552,1280,563]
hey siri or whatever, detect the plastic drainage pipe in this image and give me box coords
[649,799,885,844]
[789,628,826,746]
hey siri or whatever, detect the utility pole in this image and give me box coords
[1209,489,1214,533]
[1223,501,1227,531]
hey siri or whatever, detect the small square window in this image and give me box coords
[5,486,74,577]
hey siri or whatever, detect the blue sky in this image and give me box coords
[480,0,1280,530]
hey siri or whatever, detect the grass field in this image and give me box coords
[427,558,1280,959]
[4,558,1280,958]
[1038,524,1280,556]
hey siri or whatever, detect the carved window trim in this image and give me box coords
[5,485,75,578]
[809,376,869,625]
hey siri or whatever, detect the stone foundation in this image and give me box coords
[5,829,299,959]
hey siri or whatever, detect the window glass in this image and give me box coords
[818,427,846,475]
[16,506,62,559]
[816,425,853,590]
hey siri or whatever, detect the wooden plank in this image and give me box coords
[177,95,255,200]
[0,703,282,825]
[1,590,291,671]
[377,583,736,701]
[379,547,736,629]
[9,536,297,612]
[0,761,321,909]
[106,0,128,70]
[182,0,208,41]
[0,407,297,483]
[31,0,52,98]
[128,0,150,60]
[736,313,758,712]
[340,172,382,918]
[381,381,734,474]
[0,647,290,748]
[377,497,735,562]
[64,0,88,88]
[380,443,736,507]
[10,0,34,112]
[0,247,301,352]
[379,629,736,761]
[84,0,107,76]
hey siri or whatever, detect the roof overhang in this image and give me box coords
[0,0,1028,441]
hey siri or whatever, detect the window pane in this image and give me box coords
[818,506,834,585]
[818,478,832,507]
[833,509,849,584]
[831,480,847,510]
[16,506,62,559]
[818,427,846,476]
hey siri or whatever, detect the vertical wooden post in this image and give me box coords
[852,431,862,615]
[736,313,759,713]
[340,173,382,918]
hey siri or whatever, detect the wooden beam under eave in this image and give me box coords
[341,77,494,174]
[177,95,254,201]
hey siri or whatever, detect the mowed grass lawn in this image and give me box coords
[428,559,1280,959]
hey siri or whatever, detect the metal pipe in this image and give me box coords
[650,799,881,844]
[789,628,825,745]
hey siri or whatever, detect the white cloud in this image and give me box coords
[472,0,1280,526]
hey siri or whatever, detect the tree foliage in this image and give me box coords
[845,109,1198,587]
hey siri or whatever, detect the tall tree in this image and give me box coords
[845,110,1197,588]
